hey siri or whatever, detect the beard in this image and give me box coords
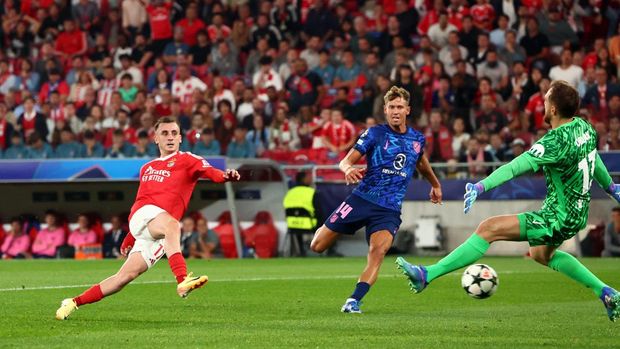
[543,110,551,125]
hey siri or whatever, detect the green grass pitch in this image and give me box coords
[0,257,619,348]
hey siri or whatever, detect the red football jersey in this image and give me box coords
[147,3,173,40]
[129,152,226,221]
[525,92,546,129]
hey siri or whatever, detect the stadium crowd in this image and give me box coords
[0,210,227,259]
[0,0,619,172]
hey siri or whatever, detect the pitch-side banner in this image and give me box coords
[0,157,226,182]
[317,177,610,206]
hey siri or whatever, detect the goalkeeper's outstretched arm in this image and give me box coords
[478,154,535,192]
[593,153,620,203]
[593,153,613,190]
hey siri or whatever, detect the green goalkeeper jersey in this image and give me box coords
[521,117,598,233]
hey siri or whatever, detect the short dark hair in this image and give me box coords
[154,116,181,131]
[548,80,580,119]
[613,207,620,214]
[296,171,308,184]
[259,55,273,66]
[83,130,95,139]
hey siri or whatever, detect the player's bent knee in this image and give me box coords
[149,214,179,237]
[529,250,550,266]
[309,226,329,253]
[368,244,390,258]
[309,239,326,253]
[475,218,501,242]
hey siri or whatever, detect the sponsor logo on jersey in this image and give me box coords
[412,141,421,154]
[382,153,408,177]
[529,144,545,158]
[394,153,407,170]
[330,214,338,223]
[574,131,591,147]
[142,166,171,182]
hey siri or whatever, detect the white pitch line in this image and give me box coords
[0,275,359,292]
[0,270,528,293]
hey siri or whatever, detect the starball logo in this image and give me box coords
[142,166,171,183]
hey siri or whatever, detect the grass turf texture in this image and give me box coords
[0,257,618,348]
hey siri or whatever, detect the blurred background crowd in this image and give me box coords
[0,0,619,169]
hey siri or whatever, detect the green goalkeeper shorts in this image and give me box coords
[517,210,578,247]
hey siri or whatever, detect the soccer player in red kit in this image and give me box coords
[55,117,240,320]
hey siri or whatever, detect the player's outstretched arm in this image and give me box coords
[593,153,620,203]
[196,165,240,183]
[464,154,534,213]
[415,154,442,204]
[339,148,365,185]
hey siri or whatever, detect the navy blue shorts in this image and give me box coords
[324,194,402,242]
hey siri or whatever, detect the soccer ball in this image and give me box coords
[461,264,498,299]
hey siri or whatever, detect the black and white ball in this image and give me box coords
[461,264,498,299]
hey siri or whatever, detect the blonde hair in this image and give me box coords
[383,86,410,105]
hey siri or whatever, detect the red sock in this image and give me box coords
[168,252,187,284]
[73,284,103,306]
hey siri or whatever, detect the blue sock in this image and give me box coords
[350,282,371,301]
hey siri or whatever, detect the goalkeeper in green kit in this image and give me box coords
[397,80,620,321]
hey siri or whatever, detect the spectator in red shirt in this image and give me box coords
[418,0,445,35]
[186,113,205,147]
[38,69,70,104]
[103,109,137,147]
[470,0,495,32]
[524,77,551,131]
[476,94,508,134]
[446,0,469,30]
[424,110,454,162]
[175,3,206,47]
[207,13,232,43]
[54,19,87,59]
[145,0,173,55]
[322,108,356,154]
[0,103,15,150]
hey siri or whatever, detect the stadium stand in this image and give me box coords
[1,0,620,259]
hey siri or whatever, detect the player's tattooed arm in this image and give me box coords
[416,155,442,204]
[339,148,365,185]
